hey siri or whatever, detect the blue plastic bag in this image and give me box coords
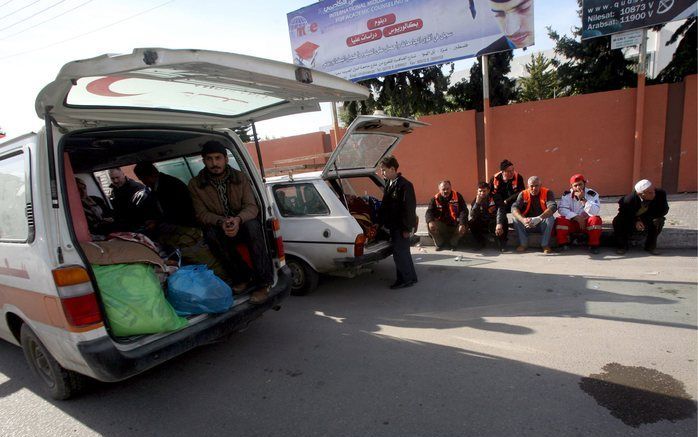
[166,265,233,316]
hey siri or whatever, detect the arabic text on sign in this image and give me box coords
[346,29,383,47]
[382,19,423,38]
[367,13,396,29]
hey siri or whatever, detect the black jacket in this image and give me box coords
[489,172,525,207]
[110,178,146,225]
[379,174,417,233]
[154,172,196,227]
[425,191,468,226]
[615,189,669,222]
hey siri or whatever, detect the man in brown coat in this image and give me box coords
[188,140,272,304]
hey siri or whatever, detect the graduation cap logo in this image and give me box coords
[294,41,320,67]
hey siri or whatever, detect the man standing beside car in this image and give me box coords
[188,140,272,304]
[378,156,418,289]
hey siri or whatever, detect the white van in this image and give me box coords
[266,116,425,294]
[0,48,368,399]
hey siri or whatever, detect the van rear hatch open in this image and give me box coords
[35,47,369,128]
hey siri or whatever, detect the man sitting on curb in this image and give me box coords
[425,180,468,251]
[468,181,508,251]
[511,176,557,254]
[555,174,603,254]
[612,179,669,256]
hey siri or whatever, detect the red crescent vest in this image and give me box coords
[434,191,460,222]
[522,187,549,216]
[492,171,519,191]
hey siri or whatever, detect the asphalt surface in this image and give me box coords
[1,248,696,436]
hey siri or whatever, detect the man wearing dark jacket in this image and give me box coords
[108,167,149,229]
[469,181,508,251]
[134,161,196,227]
[188,140,272,304]
[613,179,669,255]
[378,156,418,289]
[425,180,468,250]
[489,159,525,213]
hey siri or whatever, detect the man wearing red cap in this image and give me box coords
[555,174,603,254]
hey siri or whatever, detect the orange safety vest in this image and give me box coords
[434,191,460,222]
[492,171,519,192]
[521,187,549,216]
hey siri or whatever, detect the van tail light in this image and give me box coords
[354,234,367,257]
[268,218,285,261]
[52,266,102,327]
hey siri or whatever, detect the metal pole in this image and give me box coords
[251,121,265,179]
[331,101,340,148]
[481,54,492,181]
[632,29,648,183]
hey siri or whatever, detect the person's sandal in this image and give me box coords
[232,281,250,295]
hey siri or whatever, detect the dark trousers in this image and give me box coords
[612,215,665,251]
[204,219,273,287]
[469,218,507,249]
[390,229,418,284]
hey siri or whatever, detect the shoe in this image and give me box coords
[232,281,251,295]
[516,245,527,253]
[542,247,553,254]
[435,246,445,252]
[646,248,661,256]
[389,280,415,289]
[589,246,600,254]
[616,248,627,255]
[249,286,270,304]
[450,245,459,251]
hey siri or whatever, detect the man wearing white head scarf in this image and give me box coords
[612,179,669,255]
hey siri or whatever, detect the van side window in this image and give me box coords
[0,152,29,241]
[274,184,329,217]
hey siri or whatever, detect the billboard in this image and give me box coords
[582,0,697,40]
[287,0,535,81]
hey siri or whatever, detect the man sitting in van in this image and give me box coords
[108,167,154,230]
[133,161,196,228]
[188,140,272,305]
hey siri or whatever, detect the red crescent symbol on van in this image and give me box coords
[85,76,143,97]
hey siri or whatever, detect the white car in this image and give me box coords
[266,116,426,294]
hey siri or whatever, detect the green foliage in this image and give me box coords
[340,64,453,124]
[654,18,697,84]
[447,51,518,111]
[518,53,561,102]
[548,0,635,95]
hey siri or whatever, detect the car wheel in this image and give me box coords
[287,256,319,296]
[20,324,85,400]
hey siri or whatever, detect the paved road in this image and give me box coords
[1,248,696,436]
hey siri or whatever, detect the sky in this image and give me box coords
[0,0,580,142]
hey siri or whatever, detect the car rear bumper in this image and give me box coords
[333,244,393,268]
[77,265,291,382]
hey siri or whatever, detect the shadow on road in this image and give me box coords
[0,252,696,436]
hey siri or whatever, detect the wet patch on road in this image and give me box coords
[579,362,696,427]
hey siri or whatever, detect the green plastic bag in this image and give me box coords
[92,263,187,336]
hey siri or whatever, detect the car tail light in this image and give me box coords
[354,234,367,257]
[53,266,102,327]
[269,218,285,261]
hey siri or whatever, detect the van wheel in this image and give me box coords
[20,324,84,400]
[287,256,319,296]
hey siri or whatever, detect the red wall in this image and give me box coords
[250,76,697,202]
[679,75,697,192]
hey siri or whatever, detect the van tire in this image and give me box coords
[20,324,84,400]
[287,256,319,295]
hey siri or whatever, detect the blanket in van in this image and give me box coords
[80,239,167,272]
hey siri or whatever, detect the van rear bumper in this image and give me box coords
[77,265,291,382]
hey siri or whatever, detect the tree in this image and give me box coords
[548,0,635,95]
[654,17,697,83]
[341,64,453,125]
[518,53,561,102]
[447,50,518,111]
